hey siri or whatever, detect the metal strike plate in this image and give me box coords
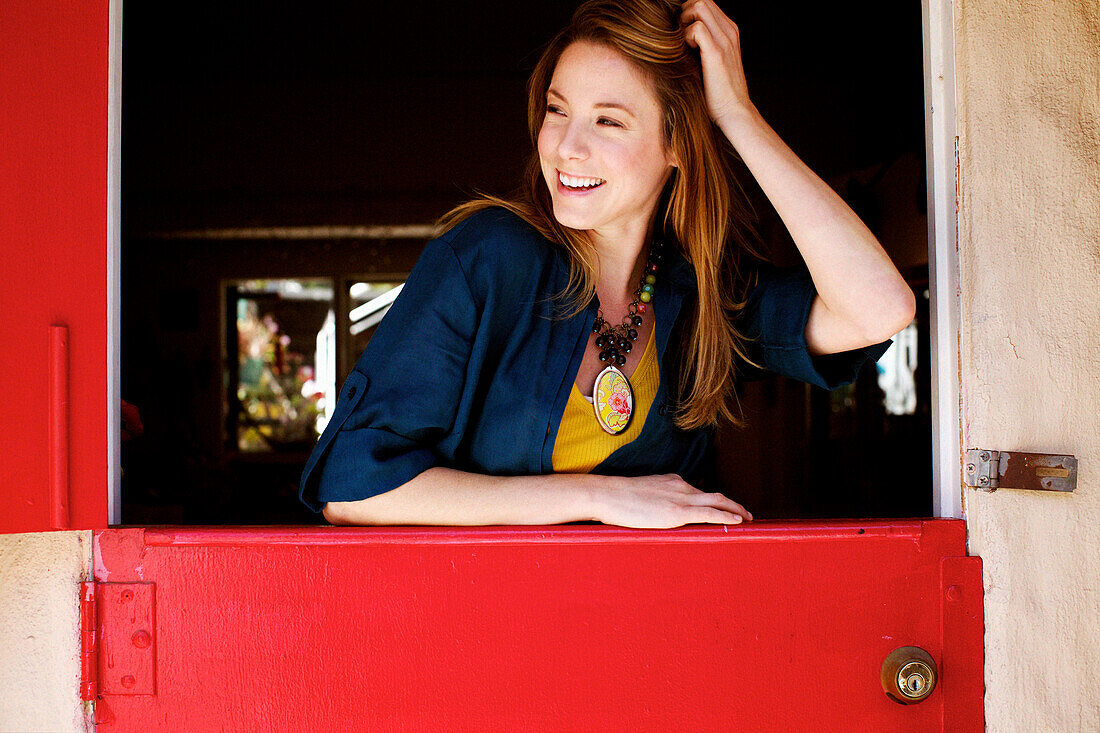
[98,583,156,695]
[964,449,1077,492]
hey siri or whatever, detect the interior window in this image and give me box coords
[121,0,930,524]
[228,278,334,453]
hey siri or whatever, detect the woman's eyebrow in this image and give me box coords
[547,88,637,118]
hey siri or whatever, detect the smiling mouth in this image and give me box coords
[558,171,606,191]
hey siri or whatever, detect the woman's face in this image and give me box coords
[537,41,677,239]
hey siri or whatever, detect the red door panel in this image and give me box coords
[90,520,983,731]
[0,0,110,532]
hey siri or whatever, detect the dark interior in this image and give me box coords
[121,0,931,524]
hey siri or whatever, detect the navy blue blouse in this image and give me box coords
[299,208,891,513]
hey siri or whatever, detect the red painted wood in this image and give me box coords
[0,0,110,532]
[940,555,985,731]
[92,520,983,731]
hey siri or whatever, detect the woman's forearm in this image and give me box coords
[323,468,753,528]
[716,104,915,342]
[322,467,600,526]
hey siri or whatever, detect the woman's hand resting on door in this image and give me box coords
[589,473,753,529]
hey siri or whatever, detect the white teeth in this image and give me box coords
[559,172,605,189]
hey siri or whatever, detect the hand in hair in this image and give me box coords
[680,0,755,125]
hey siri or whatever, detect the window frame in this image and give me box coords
[105,0,962,524]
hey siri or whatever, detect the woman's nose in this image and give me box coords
[557,122,589,161]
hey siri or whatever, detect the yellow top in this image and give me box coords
[552,330,659,473]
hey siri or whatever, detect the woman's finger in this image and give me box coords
[683,18,718,54]
[718,496,753,521]
[686,491,753,520]
[686,506,744,526]
[681,0,737,48]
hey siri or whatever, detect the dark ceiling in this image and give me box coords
[123,1,926,231]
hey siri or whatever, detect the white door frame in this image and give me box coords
[921,0,962,519]
[105,0,963,524]
[108,0,123,525]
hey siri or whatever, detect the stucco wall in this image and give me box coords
[0,531,90,733]
[955,0,1100,729]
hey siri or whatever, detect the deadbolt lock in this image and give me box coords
[880,646,937,704]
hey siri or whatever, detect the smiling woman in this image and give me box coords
[539,41,677,239]
[300,0,913,529]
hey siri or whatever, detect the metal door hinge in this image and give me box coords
[964,449,1078,492]
[79,582,97,701]
[78,581,157,699]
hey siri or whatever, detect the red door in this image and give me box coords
[3,3,984,731]
[88,522,982,731]
[0,0,110,533]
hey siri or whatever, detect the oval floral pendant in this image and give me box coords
[592,365,634,435]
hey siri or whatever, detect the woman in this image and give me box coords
[300,0,914,528]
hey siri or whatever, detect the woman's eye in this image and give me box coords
[546,104,565,116]
[597,118,623,128]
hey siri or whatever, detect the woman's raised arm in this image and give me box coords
[681,0,916,355]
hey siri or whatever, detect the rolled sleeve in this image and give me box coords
[737,265,892,390]
[298,238,479,513]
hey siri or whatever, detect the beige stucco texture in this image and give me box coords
[956,0,1100,730]
[0,531,90,733]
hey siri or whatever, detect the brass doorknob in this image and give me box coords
[880,646,937,704]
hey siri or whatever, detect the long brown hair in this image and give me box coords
[435,0,765,430]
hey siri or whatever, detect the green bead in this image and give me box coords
[641,283,654,295]
[645,274,656,285]
[639,291,652,303]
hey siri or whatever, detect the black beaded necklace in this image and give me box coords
[588,239,663,435]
